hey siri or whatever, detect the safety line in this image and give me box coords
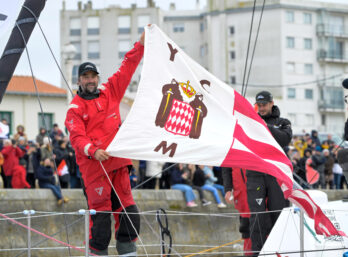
[0,212,97,256]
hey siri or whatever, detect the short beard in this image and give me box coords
[83,83,97,94]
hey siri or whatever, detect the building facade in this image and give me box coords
[60,0,348,134]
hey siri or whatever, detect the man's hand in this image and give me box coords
[94,149,110,161]
[225,191,234,205]
[139,24,151,46]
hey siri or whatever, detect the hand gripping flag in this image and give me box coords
[106,24,343,237]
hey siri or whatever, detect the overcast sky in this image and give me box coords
[0,0,347,87]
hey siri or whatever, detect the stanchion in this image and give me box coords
[79,209,96,257]
[23,210,35,257]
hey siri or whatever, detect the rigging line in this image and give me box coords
[183,238,243,257]
[14,22,73,257]
[235,73,343,88]
[244,0,266,97]
[22,5,74,97]
[0,212,97,256]
[13,216,84,257]
[132,163,177,190]
[99,161,149,257]
[241,0,257,96]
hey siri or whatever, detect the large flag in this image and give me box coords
[107,25,342,236]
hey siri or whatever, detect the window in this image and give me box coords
[230,51,235,60]
[304,38,312,50]
[230,76,236,85]
[286,11,294,23]
[200,22,204,32]
[0,111,12,136]
[38,113,54,132]
[286,62,295,73]
[304,63,313,74]
[88,41,99,59]
[328,37,344,59]
[305,114,314,126]
[286,37,295,48]
[288,113,297,126]
[229,26,235,35]
[71,41,81,60]
[321,114,326,126]
[173,23,185,33]
[119,40,131,58]
[137,15,150,33]
[303,13,312,24]
[72,65,79,84]
[70,18,81,36]
[87,16,99,35]
[118,16,131,34]
[305,89,313,99]
[200,45,205,57]
[287,88,296,99]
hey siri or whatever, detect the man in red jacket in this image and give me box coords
[1,139,24,188]
[65,31,145,256]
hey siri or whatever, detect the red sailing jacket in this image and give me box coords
[65,42,144,185]
[1,146,24,176]
[232,168,250,218]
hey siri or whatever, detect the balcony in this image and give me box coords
[317,49,348,63]
[318,86,345,112]
[317,24,348,38]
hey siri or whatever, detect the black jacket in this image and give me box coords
[260,105,292,148]
[36,165,55,184]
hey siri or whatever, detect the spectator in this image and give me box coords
[170,163,198,207]
[185,164,211,206]
[333,149,343,189]
[311,147,326,189]
[53,140,70,188]
[1,139,24,188]
[159,162,172,189]
[293,137,308,158]
[36,127,47,146]
[13,125,28,144]
[11,160,30,188]
[137,160,146,188]
[143,161,163,189]
[65,138,81,189]
[24,142,40,188]
[129,167,137,188]
[297,149,312,183]
[311,130,321,149]
[323,149,334,189]
[36,158,69,205]
[49,123,64,147]
[195,165,226,208]
[40,137,54,162]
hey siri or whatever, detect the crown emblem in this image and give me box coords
[179,80,196,98]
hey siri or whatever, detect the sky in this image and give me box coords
[0,0,347,88]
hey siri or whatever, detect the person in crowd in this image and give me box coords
[1,139,24,188]
[23,142,40,188]
[36,127,47,146]
[297,149,312,186]
[143,161,163,189]
[137,160,147,188]
[11,160,30,188]
[323,149,334,189]
[310,147,326,189]
[333,148,343,190]
[202,165,226,208]
[13,125,28,144]
[65,137,81,188]
[311,130,321,149]
[53,139,70,188]
[36,158,69,205]
[293,137,308,158]
[193,165,226,208]
[49,123,64,147]
[64,30,145,256]
[223,167,251,256]
[40,137,54,162]
[171,163,198,207]
[185,164,211,206]
[247,91,292,256]
[159,162,172,189]
[129,167,138,189]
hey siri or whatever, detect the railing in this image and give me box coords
[317,23,348,38]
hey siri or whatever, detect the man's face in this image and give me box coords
[256,101,273,116]
[78,71,99,94]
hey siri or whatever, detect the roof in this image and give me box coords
[5,75,67,97]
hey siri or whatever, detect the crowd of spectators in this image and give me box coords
[0,123,347,207]
[287,130,347,189]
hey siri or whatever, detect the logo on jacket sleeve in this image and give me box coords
[155,78,208,139]
[95,187,104,196]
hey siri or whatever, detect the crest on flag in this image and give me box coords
[155,79,207,139]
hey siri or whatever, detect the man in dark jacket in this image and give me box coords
[246,91,292,256]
